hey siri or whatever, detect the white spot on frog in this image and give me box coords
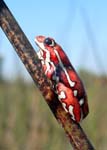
[37,49,44,60]
[69,105,75,121]
[45,62,50,74]
[62,103,68,112]
[79,98,84,106]
[58,91,66,100]
[73,90,78,97]
[41,60,45,65]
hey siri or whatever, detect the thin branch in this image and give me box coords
[0,1,95,149]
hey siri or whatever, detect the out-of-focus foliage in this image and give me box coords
[0,70,107,150]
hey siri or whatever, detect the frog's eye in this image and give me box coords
[44,38,55,47]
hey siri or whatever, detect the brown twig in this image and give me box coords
[0,1,95,149]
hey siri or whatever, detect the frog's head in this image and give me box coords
[35,35,59,62]
[35,35,69,65]
[35,35,56,52]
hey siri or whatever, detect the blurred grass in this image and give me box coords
[0,70,107,150]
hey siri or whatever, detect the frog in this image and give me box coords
[35,35,89,122]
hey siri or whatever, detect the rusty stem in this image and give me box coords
[0,1,95,150]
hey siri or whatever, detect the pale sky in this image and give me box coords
[0,0,107,80]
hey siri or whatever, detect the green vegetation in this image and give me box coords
[0,70,107,150]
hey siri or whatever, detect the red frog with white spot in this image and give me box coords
[35,35,89,122]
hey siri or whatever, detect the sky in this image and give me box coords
[0,0,107,80]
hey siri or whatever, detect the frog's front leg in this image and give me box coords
[42,61,56,80]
